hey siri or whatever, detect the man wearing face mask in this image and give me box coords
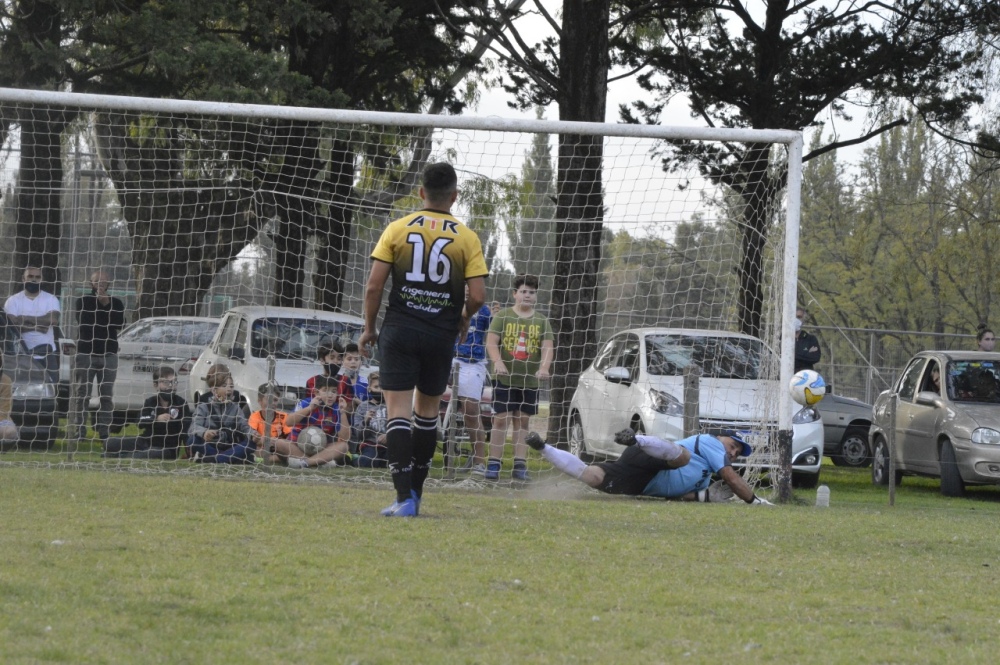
[104,366,191,459]
[73,269,126,441]
[4,266,61,381]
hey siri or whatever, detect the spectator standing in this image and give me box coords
[104,366,191,459]
[359,162,488,517]
[453,285,492,474]
[4,266,60,381]
[976,324,995,352]
[794,308,821,373]
[73,269,126,441]
[486,274,554,481]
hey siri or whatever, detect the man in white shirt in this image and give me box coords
[4,266,61,380]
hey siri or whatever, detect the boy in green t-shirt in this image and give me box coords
[485,274,554,480]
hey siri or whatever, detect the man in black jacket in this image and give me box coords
[104,366,191,459]
[794,314,822,373]
[74,269,125,441]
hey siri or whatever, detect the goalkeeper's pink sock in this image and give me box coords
[541,445,588,479]
[635,434,684,461]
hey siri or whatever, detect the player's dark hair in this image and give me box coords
[317,338,345,361]
[513,274,539,290]
[344,342,360,355]
[153,365,176,381]
[312,375,336,390]
[422,162,458,203]
[977,323,994,342]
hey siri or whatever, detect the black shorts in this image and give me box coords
[377,324,455,395]
[595,446,672,495]
[492,384,539,415]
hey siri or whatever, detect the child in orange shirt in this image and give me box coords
[248,383,291,463]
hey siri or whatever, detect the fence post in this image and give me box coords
[683,365,701,436]
[888,395,896,507]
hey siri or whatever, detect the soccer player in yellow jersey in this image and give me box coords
[360,163,488,517]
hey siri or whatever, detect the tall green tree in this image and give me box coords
[619,0,998,339]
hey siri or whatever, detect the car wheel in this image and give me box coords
[567,413,594,463]
[939,440,965,497]
[833,425,871,468]
[792,469,820,489]
[871,436,902,486]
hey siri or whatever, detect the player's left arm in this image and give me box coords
[718,465,757,503]
[537,339,554,379]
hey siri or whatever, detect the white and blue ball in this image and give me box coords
[790,369,826,406]
[297,426,329,456]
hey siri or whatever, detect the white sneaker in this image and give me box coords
[470,463,487,476]
[287,457,310,469]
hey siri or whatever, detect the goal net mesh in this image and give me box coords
[0,90,803,497]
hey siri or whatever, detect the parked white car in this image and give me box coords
[187,306,365,410]
[105,316,222,415]
[568,327,824,488]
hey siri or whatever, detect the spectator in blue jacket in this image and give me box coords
[452,285,492,474]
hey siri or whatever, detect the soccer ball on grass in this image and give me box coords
[790,369,826,406]
[297,426,329,456]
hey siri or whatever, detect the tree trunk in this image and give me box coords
[312,141,355,312]
[547,0,611,446]
[94,113,262,318]
[15,108,73,296]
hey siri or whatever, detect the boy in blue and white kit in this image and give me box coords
[526,429,774,505]
[453,286,492,474]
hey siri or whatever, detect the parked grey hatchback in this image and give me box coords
[870,351,1000,497]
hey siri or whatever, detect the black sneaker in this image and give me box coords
[525,432,546,451]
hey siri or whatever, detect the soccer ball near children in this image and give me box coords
[297,426,328,456]
[790,369,826,406]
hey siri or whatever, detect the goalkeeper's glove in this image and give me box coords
[749,495,775,506]
[613,428,637,447]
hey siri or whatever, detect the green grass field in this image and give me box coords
[2,462,1000,664]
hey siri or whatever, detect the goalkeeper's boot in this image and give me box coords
[525,432,546,451]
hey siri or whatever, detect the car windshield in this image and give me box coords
[250,317,363,360]
[947,360,1000,403]
[645,333,763,379]
[120,320,219,346]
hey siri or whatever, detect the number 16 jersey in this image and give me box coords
[370,208,489,335]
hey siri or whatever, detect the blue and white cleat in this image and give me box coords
[381,495,419,517]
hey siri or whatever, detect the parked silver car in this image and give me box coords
[870,350,1000,496]
[814,392,873,468]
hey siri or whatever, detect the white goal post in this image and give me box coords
[0,87,804,496]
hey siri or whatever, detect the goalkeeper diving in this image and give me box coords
[526,429,773,505]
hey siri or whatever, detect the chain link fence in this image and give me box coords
[810,326,978,404]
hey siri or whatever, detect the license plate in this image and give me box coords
[133,363,157,373]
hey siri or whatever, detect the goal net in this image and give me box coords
[0,88,805,498]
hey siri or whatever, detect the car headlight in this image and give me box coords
[649,389,684,417]
[792,406,820,424]
[12,382,57,399]
[972,428,1000,445]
